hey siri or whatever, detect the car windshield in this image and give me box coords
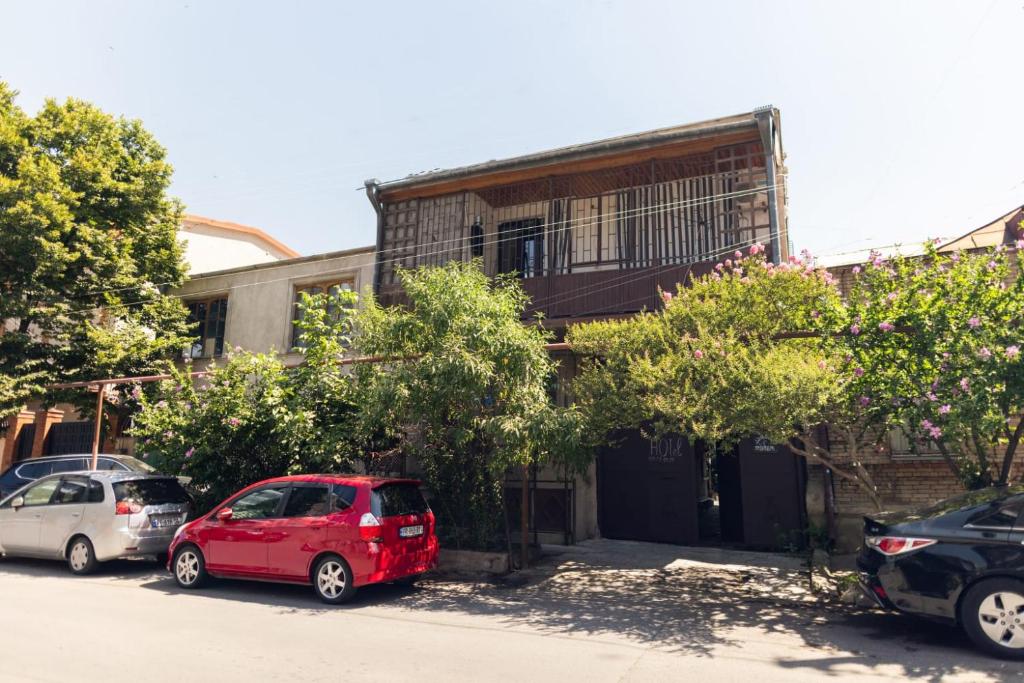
[372,483,429,518]
[113,478,190,505]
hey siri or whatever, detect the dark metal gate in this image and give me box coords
[45,421,94,456]
[14,424,35,461]
[597,431,699,545]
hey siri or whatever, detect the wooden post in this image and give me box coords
[90,386,105,470]
[520,465,529,570]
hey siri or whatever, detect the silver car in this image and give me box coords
[0,472,192,574]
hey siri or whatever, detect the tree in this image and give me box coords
[353,261,587,550]
[833,237,1024,487]
[0,82,191,414]
[570,245,886,509]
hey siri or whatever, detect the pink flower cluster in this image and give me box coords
[920,419,942,440]
[878,322,895,333]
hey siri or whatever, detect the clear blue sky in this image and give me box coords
[2,0,1022,258]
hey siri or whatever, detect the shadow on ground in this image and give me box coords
[2,544,1019,682]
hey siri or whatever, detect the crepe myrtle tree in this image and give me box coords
[570,245,886,510]
[352,261,588,551]
[0,82,192,415]
[831,235,1024,488]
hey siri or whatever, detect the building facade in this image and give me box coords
[365,109,801,549]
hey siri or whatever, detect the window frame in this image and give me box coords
[497,218,545,279]
[184,296,229,359]
[290,278,355,350]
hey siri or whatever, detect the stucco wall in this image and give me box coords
[172,247,376,361]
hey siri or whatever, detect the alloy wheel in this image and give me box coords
[69,542,89,572]
[317,560,346,599]
[978,591,1024,649]
[176,551,200,586]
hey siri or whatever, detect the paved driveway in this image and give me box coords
[0,541,1019,682]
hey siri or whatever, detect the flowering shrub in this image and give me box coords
[832,234,1024,487]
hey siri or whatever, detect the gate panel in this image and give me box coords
[598,431,698,545]
[45,421,94,456]
[734,437,807,549]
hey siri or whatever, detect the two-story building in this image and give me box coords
[363,108,805,550]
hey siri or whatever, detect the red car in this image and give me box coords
[166,475,439,603]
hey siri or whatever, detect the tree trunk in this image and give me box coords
[998,416,1024,485]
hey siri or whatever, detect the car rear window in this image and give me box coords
[113,478,190,506]
[372,483,429,518]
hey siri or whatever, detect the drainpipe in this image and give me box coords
[364,179,384,295]
[754,106,782,265]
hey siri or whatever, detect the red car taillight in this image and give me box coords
[115,501,143,515]
[359,512,383,542]
[866,536,937,556]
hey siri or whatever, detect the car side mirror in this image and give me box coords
[216,507,233,522]
[10,496,24,509]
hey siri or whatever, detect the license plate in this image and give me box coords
[399,524,424,538]
[150,516,180,528]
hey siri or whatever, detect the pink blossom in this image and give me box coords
[859,396,871,407]
[740,276,751,284]
[928,426,942,440]
[926,392,938,402]
[715,263,724,272]
[734,250,743,260]
[951,251,960,262]
[960,378,970,392]
[750,242,764,255]
[987,260,997,270]
[850,324,861,336]
[979,347,992,360]
[661,291,673,303]
[788,255,799,264]
[693,349,704,359]
[879,322,895,332]
[968,316,981,329]
[734,267,743,276]
[920,419,934,430]
[818,360,827,370]
[163,431,173,439]
[852,266,861,275]
[939,404,951,414]
[886,292,897,303]
[724,259,733,268]
[226,417,241,427]
[184,447,194,459]
[1006,345,1020,359]
[854,367,865,377]
[711,272,721,281]
[1016,239,1024,251]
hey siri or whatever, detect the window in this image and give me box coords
[888,424,943,459]
[291,279,354,350]
[21,479,60,506]
[371,483,429,518]
[229,486,287,520]
[15,462,52,479]
[498,219,544,278]
[87,479,105,503]
[470,220,484,259]
[185,297,229,358]
[330,484,357,512]
[50,458,88,474]
[53,478,89,504]
[282,485,329,518]
[967,503,1022,530]
[113,479,190,506]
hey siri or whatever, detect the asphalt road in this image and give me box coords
[0,554,1020,683]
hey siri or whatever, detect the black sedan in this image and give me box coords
[858,485,1024,658]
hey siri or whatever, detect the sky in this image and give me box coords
[2,0,1023,259]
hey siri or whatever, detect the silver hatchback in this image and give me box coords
[0,472,192,574]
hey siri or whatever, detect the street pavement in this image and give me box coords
[0,542,1020,683]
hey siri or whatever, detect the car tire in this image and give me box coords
[172,545,208,589]
[961,578,1024,659]
[67,536,98,575]
[312,554,356,604]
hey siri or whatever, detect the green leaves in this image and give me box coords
[0,81,189,414]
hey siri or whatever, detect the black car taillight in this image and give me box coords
[866,536,937,556]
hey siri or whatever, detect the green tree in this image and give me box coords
[353,261,587,550]
[0,82,191,413]
[570,245,885,509]
[833,237,1024,487]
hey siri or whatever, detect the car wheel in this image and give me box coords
[961,578,1024,659]
[67,536,98,575]
[312,555,356,604]
[172,545,207,589]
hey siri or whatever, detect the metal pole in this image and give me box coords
[520,465,529,570]
[90,386,104,470]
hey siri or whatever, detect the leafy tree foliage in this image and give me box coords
[354,261,587,549]
[0,82,190,413]
[832,237,1024,487]
[570,246,886,508]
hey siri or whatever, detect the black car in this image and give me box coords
[858,485,1024,659]
[0,453,155,500]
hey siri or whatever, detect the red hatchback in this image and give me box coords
[166,475,439,603]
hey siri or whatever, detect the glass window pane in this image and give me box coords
[23,479,60,506]
[330,484,357,511]
[53,478,89,504]
[282,486,328,518]
[230,486,286,520]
